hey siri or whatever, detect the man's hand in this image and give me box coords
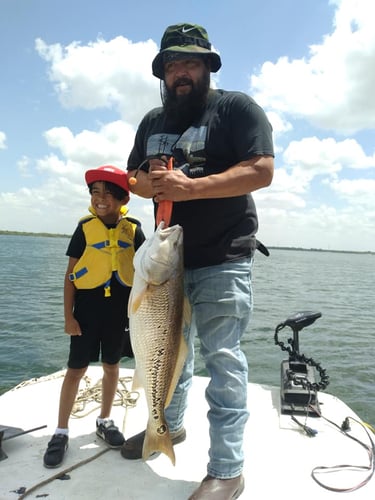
[150,166,194,202]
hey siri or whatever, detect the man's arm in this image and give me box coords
[146,155,274,203]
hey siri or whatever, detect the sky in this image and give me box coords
[1,0,374,251]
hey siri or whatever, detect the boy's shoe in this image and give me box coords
[96,419,125,448]
[43,434,69,468]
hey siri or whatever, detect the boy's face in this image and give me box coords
[90,181,129,224]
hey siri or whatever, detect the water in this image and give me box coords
[1,234,374,425]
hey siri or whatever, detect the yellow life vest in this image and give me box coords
[69,207,137,297]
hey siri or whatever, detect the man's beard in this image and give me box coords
[162,71,210,131]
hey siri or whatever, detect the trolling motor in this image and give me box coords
[274,311,329,416]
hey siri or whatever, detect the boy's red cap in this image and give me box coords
[85,165,129,192]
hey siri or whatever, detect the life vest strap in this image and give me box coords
[118,241,131,249]
[69,268,88,282]
[104,279,111,297]
[91,240,130,250]
[92,241,108,249]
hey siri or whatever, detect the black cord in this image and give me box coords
[275,321,374,492]
[291,414,318,437]
[275,323,329,391]
[308,407,375,492]
[131,158,150,179]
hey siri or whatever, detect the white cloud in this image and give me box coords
[0,131,6,149]
[2,2,373,252]
[329,177,375,209]
[2,30,161,237]
[263,136,375,205]
[250,0,375,132]
[253,130,375,251]
[283,136,375,178]
[35,36,161,125]
[256,202,374,252]
[0,118,155,237]
[17,156,32,177]
[265,111,293,154]
[0,169,154,238]
[266,167,309,195]
[43,120,135,171]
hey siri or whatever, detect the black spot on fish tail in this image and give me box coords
[157,424,167,435]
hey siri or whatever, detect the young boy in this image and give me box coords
[43,165,146,468]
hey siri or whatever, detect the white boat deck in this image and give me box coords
[0,366,374,499]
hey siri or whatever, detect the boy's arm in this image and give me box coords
[64,257,81,336]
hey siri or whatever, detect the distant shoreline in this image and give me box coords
[1,229,373,255]
[0,230,71,239]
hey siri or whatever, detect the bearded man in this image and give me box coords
[122,23,274,500]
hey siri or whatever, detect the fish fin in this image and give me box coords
[165,333,188,409]
[131,368,143,390]
[143,423,176,466]
[127,287,133,317]
[128,286,148,315]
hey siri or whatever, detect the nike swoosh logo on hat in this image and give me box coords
[182,26,195,33]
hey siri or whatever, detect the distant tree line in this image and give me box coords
[1,230,373,254]
[0,230,70,239]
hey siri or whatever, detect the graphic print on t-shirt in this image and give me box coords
[146,126,208,168]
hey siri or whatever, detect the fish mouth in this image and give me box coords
[156,223,183,242]
[134,222,183,284]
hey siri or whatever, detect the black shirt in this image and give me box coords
[128,89,274,268]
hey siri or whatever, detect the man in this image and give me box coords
[122,23,274,499]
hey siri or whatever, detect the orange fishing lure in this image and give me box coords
[156,157,174,227]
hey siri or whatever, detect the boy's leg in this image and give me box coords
[96,362,125,448]
[44,366,86,468]
[99,362,120,418]
[58,367,87,428]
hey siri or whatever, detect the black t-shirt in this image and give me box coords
[128,89,274,268]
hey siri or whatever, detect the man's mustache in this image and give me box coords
[173,78,193,90]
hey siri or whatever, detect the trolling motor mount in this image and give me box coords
[275,311,328,416]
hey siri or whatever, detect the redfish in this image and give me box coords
[128,222,188,465]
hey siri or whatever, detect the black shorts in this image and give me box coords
[67,323,133,369]
[67,285,133,369]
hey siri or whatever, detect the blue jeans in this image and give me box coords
[165,258,253,478]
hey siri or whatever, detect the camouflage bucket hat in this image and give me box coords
[152,23,222,79]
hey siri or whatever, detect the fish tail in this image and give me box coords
[142,423,176,466]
